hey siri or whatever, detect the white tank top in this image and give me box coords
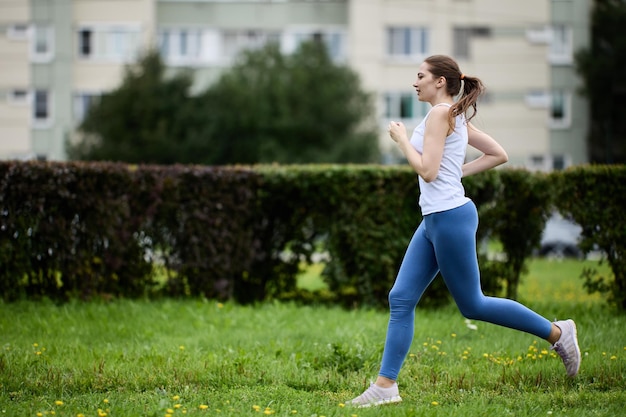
[409,103,470,215]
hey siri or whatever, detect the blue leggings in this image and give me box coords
[379,201,552,381]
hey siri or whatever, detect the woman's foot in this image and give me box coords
[551,319,581,377]
[349,383,402,408]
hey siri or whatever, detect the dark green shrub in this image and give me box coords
[552,165,626,309]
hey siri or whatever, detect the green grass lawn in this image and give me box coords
[1,258,624,417]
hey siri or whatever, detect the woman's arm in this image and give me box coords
[390,106,448,183]
[462,122,508,177]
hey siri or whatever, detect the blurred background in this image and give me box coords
[0,0,614,169]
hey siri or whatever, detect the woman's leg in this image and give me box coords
[429,202,552,338]
[378,221,440,381]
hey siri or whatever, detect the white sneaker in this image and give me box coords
[349,383,402,408]
[551,319,581,377]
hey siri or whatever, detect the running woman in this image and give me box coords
[349,54,581,408]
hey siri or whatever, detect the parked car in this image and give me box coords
[538,213,583,259]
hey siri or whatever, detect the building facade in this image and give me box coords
[0,0,590,169]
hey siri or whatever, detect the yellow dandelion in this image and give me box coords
[103,399,109,404]
[174,404,182,409]
[451,333,457,337]
[483,353,489,358]
[172,395,180,401]
[217,303,224,309]
[264,408,274,415]
[252,405,261,411]
[167,409,174,414]
[339,403,345,407]
[97,409,107,417]
[33,343,39,347]
[165,414,172,417]
[611,356,617,360]
[51,412,56,415]
[36,351,42,355]
[55,400,64,406]
[291,411,298,414]
[179,345,185,351]
[431,401,439,406]
[199,404,209,410]
[37,413,43,417]
[77,414,85,417]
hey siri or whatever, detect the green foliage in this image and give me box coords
[552,165,626,309]
[202,41,380,164]
[248,164,422,307]
[3,161,626,310]
[0,161,258,301]
[575,0,626,163]
[68,42,379,165]
[67,49,210,164]
[484,170,554,300]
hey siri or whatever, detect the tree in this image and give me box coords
[202,40,380,165]
[69,41,380,165]
[67,49,210,164]
[575,0,626,164]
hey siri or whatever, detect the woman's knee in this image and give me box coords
[388,288,418,313]
[456,300,486,321]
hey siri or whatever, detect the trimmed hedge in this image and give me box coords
[0,161,258,301]
[551,165,626,309]
[1,161,625,310]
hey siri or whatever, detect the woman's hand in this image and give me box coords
[388,121,408,144]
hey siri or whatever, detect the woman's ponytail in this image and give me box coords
[451,74,484,123]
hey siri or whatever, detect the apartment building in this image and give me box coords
[0,0,590,168]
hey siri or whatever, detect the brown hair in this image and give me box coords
[423,54,485,130]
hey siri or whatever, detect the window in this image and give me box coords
[290,30,347,62]
[386,27,429,60]
[550,90,571,129]
[73,92,100,124]
[7,89,30,105]
[383,92,429,121]
[549,25,573,65]
[552,154,566,170]
[79,29,92,56]
[77,25,141,62]
[453,26,491,60]
[30,25,54,62]
[159,28,203,64]
[526,25,551,44]
[222,29,281,60]
[525,90,550,108]
[33,90,51,127]
[527,154,569,171]
[7,24,30,40]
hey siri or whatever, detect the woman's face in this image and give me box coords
[412,62,441,103]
